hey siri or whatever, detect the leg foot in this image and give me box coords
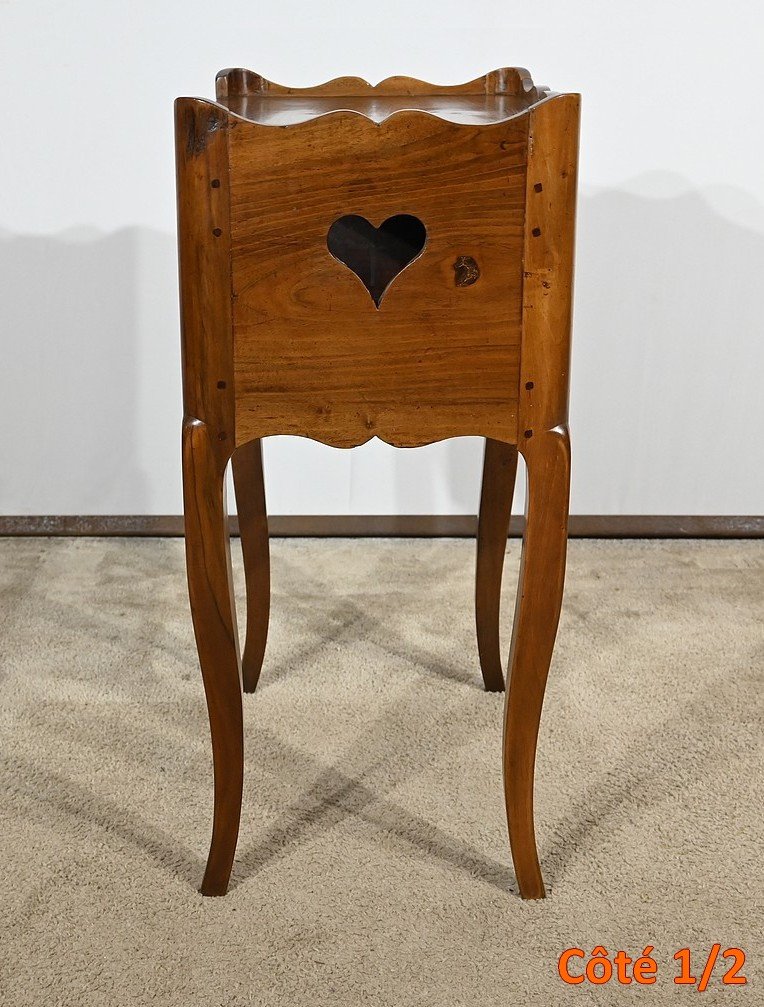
[475,438,518,692]
[183,418,243,896]
[232,439,270,694]
[503,425,570,899]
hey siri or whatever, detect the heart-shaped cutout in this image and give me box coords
[327,214,426,307]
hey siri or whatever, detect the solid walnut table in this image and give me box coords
[175,67,579,898]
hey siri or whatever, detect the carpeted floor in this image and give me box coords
[0,537,762,1005]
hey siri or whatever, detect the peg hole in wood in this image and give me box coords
[217,381,227,389]
[532,227,542,237]
[210,178,221,188]
[212,227,222,237]
[534,182,543,193]
[525,381,534,390]
[524,429,533,439]
[326,213,426,307]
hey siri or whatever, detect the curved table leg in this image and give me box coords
[475,438,518,692]
[503,425,570,899]
[183,418,243,896]
[232,439,270,694]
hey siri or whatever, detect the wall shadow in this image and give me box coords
[394,175,764,516]
[3,177,764,517]
[571,175,764,513]
[0,226,178,514]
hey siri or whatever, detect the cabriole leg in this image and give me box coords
[475,438,518,692]
[232,439,270,694]
[183,418,243,896]
[503,425,570,899]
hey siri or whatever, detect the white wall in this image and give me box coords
[2,0,762,516]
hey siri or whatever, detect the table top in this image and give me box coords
[211,68,553,126]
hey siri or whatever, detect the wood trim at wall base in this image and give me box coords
[0,515,761,538]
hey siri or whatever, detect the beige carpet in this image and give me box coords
[0,537,762,1005]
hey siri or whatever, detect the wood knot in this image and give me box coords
[453,255,480,287]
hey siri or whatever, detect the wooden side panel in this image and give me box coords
[519,94,580,437]
[228,113,529,448]
[175,98,235,461]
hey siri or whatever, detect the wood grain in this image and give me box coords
[182,419,242,897]
[232,439,270,693]
[175,71,581,900]
[228,112,528,448]
[503,426,570,899]
[215,67,545,99]
[475,439,518,692]
[175,98,236,459]
[176,97,242,896]
[217,94,542,128]
[519,94,580,437]
[502,92,579,898]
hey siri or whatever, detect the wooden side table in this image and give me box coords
[175,68,580,898]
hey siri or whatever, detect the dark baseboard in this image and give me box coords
[0,514,761,538]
